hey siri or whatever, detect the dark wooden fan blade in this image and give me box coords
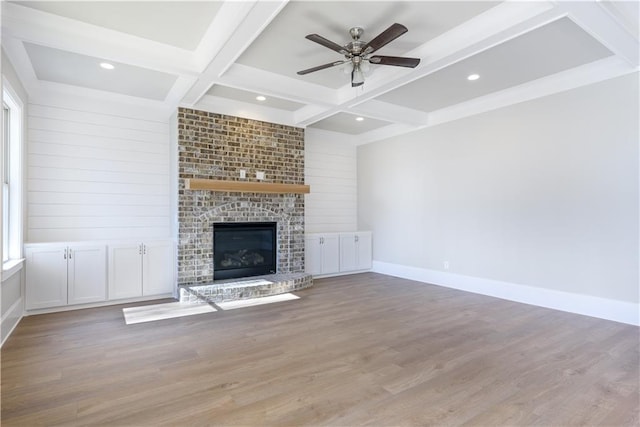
[369,55,420,68]
[305,34,348,54]
[362,23,408,54]
[297,60,347,75]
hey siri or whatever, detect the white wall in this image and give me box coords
[26,96,172,242]
[305,128,358,233]
[358,73,639,323]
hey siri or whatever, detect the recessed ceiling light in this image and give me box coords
[355,117,364,121]
[256,95,266,101]
[467,73,480,81]
[100,62,115,70]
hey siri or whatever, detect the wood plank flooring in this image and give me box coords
[2,273,638,426]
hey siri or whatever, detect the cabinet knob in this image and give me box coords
[64,248,67,259]
[68,249,72,259]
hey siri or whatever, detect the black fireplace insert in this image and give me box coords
[212,222,277,280]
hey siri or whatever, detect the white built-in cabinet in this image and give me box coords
[305,233,340,276]
[25,240,174,312]
[339,232,373,272]
[305,231,372,277]
[25,243,107,310]
[142,241,175,296]
[108,241,174,300]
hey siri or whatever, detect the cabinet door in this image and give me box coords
[142,241,174,296]
[25,246,67,310]
[305,236,323,275]
[108,243,143,299]
[321,235,340,274]
[68,245,107,305]
[356,232,372,270]
[339,233,358,272]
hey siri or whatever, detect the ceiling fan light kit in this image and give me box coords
[298,23,421,88]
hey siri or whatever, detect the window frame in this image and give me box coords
[2,77,24,266]
[2,103,9,262]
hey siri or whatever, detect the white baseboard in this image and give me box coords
[24,294,175,316]
[1,297,24,347]
[372,261,639,326]
[311,269,372,279]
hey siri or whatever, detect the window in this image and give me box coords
[2,79,23,265]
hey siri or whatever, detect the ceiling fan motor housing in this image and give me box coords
[349,26,364,40]
[346,27,366,57]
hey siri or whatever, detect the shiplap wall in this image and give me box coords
[304,128,357,233]
[27,100,171,242]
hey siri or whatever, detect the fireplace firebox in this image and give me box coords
[212,222,277,280]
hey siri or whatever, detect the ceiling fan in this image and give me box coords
[297,23,420,88]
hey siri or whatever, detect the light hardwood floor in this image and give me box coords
[2,273,638,426]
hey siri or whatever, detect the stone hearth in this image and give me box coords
[178,272,312,304]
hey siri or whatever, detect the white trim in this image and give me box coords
[2,258,24,281]
[372,261,640,326]
[1,297,24,348]
[310,269,372,280]
[23,293,174,316]
[2,77,25,262]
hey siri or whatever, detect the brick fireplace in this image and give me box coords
[177,108,306,285]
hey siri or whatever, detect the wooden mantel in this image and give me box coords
[184,178,310,194]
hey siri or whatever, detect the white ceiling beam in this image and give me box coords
[219,63,340,107]
[32,80,170,118]
[165,76,199,112]
[557,1,639,67]
[2,2,198,76]
[181,0,289,106]
[428,55,636,128]
[346,100,428,126]
[293,104,333,126]
[294,1,563,127]
[356,55,636,145]
[193,95,296,127]
[354,123,421,146]
[595,1,640,39]
[191,1,258,71]
[304,127,358,146]
[352,1,560,101]
[1,37,40,97]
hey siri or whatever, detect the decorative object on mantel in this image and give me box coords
[184,178,310,194]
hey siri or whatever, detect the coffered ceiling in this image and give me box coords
[2,1,638,143]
